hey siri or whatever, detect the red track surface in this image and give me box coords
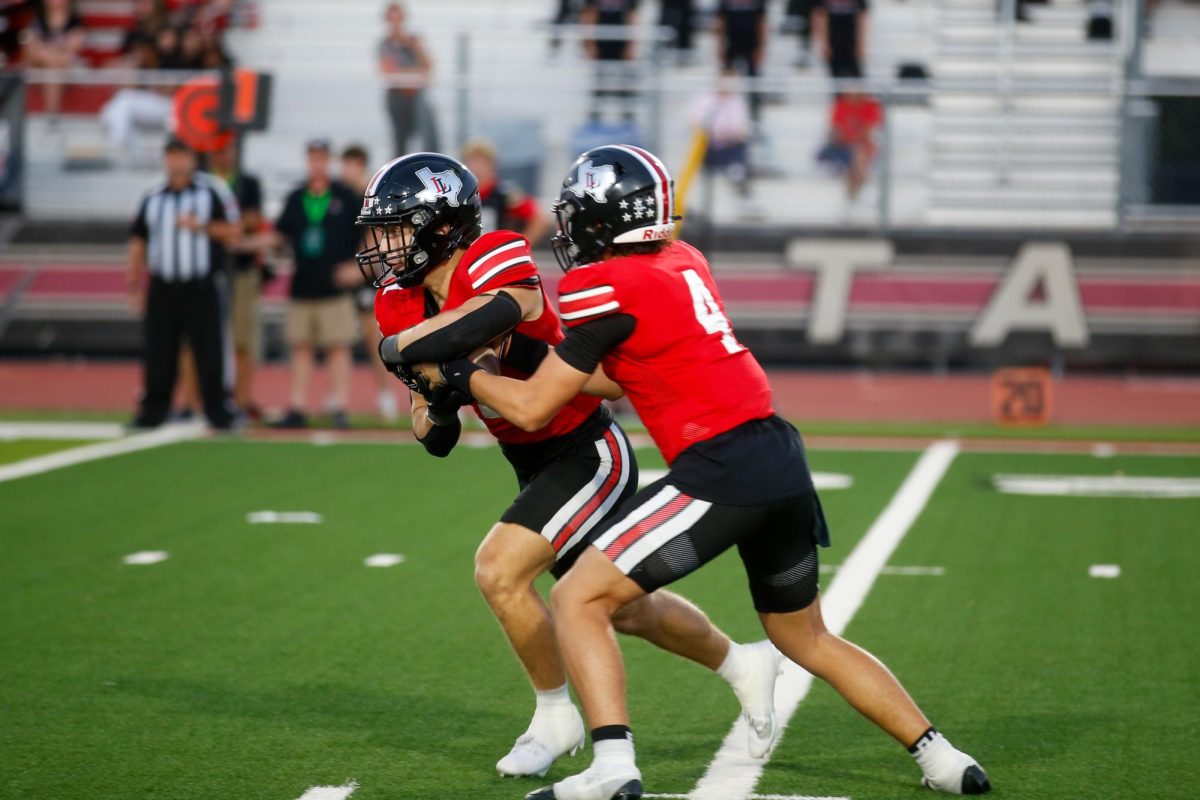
[2,360,1199,426]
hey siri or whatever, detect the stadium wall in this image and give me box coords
[1,230,1197,372]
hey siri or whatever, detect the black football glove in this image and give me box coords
[425,384,469,426]
[439,358,483,402]
[378,335,433,397]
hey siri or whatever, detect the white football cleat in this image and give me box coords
[914,732,991,795]
[497,706,586,778]
[729,641,784,758]
[524,761,643,800]
[922,755,991,795]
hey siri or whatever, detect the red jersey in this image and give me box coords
[375,230,602,445]
[558,240,773,464]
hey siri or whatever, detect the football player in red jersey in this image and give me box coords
[357,153,785,780]
[419,145,991,800]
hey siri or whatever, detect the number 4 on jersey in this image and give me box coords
[683,269,744,355]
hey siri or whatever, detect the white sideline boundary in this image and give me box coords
[686,441,961,800]
[0,422,204,484]
[0,421,125,440]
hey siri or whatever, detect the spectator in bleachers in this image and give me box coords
[117,0,167,68]
[548,0,582,57]
[210,136,267,421]
[812,0,868,80]
[691,68,757,214]
[715,0,767,122]
[817,88,882,218]
[659,0,695,63]
[1,1,35,66]
[271,139,360,430]
[462,138,549,243]
[378,2,437,157]
[20,0,84,120]
[337,143,400,423]
[581,0,638,122]
[782,0,816,68]
[193,13,231,68]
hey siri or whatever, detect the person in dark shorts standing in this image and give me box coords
[813,0,869,79]
[209,136,266,420]
[715,0,767,121]
[339,143,400,422]
[363,152,784,781]
[580,0,639,121]
[378,2,437,155]
[421,145,992,800]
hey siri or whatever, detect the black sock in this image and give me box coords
[592,724,633,744]
[908,726,939,754]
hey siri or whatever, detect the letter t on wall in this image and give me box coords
[786,240,894,344]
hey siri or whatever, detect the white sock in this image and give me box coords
[910,728,954,776]
[534,683,574,714]
[593,737,635,767]
[716,641,745,683]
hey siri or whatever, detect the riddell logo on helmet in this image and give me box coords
[642,228,671,241]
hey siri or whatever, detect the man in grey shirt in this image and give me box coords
[379,2,438,156]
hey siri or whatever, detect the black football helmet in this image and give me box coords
[551,144,678,271]
[356,152,482,288]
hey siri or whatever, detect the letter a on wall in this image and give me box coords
[970,242,1090,348]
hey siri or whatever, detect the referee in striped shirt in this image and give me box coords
[127,138,239,430]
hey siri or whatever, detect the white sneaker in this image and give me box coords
[497,706,586,778]
[728,641,784,758]
[525,761,643,800]
[915,733,991,795]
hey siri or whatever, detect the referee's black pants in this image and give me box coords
[136,275,233,429]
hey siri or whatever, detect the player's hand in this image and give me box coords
[425,384,468,426]
[126,289,144,314]
[413,361,444,389]
[379,336,433,395]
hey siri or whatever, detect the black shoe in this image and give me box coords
[129,416,162,431]
[271,409,308,429]
[330,410,351,430]
[962,765,991,794]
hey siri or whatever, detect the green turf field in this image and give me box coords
[0,437,1197,800]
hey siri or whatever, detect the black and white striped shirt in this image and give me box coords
[130,173,240,282]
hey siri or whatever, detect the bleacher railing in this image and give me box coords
[11,11,1200,232]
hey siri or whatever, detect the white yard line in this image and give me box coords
[687,441,961,800]
[0,422,204,484]
[647,795,849,800]
[295,782,357,800]
[246,511,324,524]
[0,421,125,440]
[992,474,1200,498]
